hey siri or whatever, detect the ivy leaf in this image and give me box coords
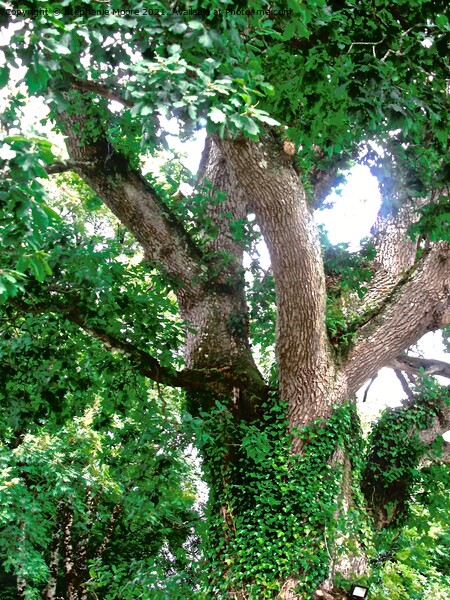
[169,22,188,34]
[188,20,204,30]
[199,32,212,48]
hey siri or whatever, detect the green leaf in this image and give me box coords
[188,20,204,30]
[0,66,9,89]
[208,107,227,123]
[256,113,280,127]
[29,253,52,282]
[199,32,212,48]
[169,22,188,34]
[241,116,260,136]
[25,64,50,95]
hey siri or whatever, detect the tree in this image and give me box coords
[0,274,202,599]
[1,0,450,598]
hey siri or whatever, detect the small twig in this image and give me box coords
[46,160,94,175]
[347,36,385,58]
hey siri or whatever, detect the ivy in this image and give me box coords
[362,379,450,526]
[184,397,365,598]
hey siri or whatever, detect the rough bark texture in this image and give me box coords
[344,242,450,394]
[43,506,62,600]
[59,98,266,417]
[61,504,78,600]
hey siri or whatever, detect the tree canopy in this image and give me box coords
[1,1,450,598]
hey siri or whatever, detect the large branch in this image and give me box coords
[199,137,248,262]
[343,242,450,395]
[10,298,245,394]
[54,100,267,415]
[356,199,421,317]
[55,93,204,302]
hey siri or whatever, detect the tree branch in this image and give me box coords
[355,199,421,318]
[43,502,64,600]
[343,242,450,396]
[393,369,415,402]
[45,160,95,175]
[10,298,247,394]
[68,75,134,108]
[388,354,450,380]
[55,92,205,300]
[95,503,122,559]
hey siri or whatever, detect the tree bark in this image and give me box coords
[343,241,450,394]
[58,94,266,416]
[61,503,80,600]
[16,521,27,600]
[43,508,62,600]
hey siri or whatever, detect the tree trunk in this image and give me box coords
[43,525,61,600]
[16,521,27,600]
[183,135,366,593]
[61,504,83,600]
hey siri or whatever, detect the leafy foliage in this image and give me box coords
[184,396,365,598]
[0,183,201,597]
[0,135,58,300]
[409,194,450,243]
[0,306,201,598]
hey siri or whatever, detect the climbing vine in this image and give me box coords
[184,395,366,598]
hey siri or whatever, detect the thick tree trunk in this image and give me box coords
[183,136,367,588]
[217,136,345,438]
